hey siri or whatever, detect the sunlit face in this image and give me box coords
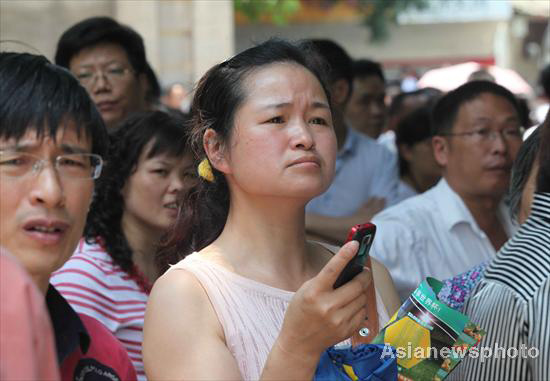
[69,42,147,129]
[345,75,387,138]
[122,143,196,234]
[0,123,94,283]
[435,93,522,199]
[220,62,337,202]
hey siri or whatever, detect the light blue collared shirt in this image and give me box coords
[306,127,399,217]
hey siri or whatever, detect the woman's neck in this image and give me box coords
[209,192,319,291]
[121,213,162,282]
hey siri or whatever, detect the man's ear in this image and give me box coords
[432,135,449,167]
[330,78,350,106]
[203,128,231,174]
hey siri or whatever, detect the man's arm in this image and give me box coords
[306,198,385,245]
[371,145,399,206]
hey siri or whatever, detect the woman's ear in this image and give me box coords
[203,129,231,174]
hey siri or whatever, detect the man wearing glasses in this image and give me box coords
[370,81,523,301]
[55,17,153,130]
[0,52,135,380]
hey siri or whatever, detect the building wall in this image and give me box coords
[0,0,234,89]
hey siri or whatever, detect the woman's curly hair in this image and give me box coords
[84,110,190,273]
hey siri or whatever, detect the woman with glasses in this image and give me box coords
[143,39,399,380]
[51,110,197,381]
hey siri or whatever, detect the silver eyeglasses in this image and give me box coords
[0,152,103,179]
[440,127,523,143]
[75,66,133,87]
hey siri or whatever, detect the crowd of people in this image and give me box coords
[1,15,549,381]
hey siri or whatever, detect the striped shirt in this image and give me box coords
[51,239,150,381]
[450,192,550,381]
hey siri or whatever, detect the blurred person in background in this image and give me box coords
[304,39,399,245]
[379,87,442,153]
[371,81,522,300]
[394,105,441,202]
[51,111,196,381]
[345,59,387,139]
[55,17,153,130]
[161,82,191,113]
[0,52,135,381]
[451,111,549,381]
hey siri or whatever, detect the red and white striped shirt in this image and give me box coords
[51,239,150,381]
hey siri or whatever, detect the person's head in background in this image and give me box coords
[301,39,352,149]
[345,59,387,139]
[84,110,195,279]
[55,16,150,129]
[157,39,334,272]
[432,80,523,203]
[508,126,541,224]
[395,105,441,194]
[161,83,190,112]
[0,52,108,293]
[387,87,442,133]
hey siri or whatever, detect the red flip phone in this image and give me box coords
[333,222,377,289]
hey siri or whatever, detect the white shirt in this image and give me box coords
[395,179,418,204]
[306,127,399,216]
[371,178,516,301]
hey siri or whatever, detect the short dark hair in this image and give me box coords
[508,127,541,220]
[0,52,107,157]
[395,105,433,176]
[432,80,521,136]
[156,38,331,272]
[85,110,190,273]
[302,39,353,91]
[352,59,385,83]
[55,16,147,75]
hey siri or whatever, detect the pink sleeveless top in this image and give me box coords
[168,253,390,380]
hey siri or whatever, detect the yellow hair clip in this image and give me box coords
[198,158,215,182]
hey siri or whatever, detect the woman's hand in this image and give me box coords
[276,240,371,361]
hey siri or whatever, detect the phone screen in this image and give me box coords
[333,223,376,288]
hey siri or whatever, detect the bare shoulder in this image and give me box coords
[144,266,242,380]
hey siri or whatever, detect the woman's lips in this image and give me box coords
[96,101,118,112]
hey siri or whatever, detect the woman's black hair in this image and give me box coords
[156,38,331,273]
[537,110,550,193]
[0,52,107,156]
[84,110,189,273]
[395,105,433,176]
[508,127,541,220]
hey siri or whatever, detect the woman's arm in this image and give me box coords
[143,269,242,380]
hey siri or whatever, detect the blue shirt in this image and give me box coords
[306,128,399,217]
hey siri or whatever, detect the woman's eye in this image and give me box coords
[310,117,328,125]
[153,168,169,176]
[266,116,284,124]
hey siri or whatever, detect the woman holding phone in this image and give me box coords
[143,39,399,380]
